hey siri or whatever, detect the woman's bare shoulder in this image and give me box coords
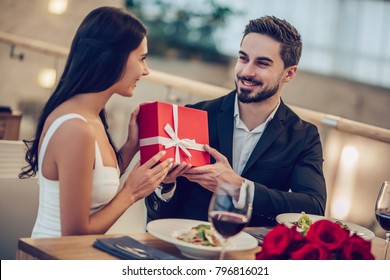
[56,116,95,143]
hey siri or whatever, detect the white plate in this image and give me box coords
[275,213,375,240]
[146,218,258,259]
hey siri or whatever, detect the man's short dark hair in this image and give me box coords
[243,15,302,68]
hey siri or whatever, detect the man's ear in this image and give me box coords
[283,65,298,82]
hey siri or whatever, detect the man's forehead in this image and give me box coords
[240,33,281,59]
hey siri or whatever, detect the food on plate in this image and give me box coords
[293,212,350,233]
[293,211,312,233]
[335,220,350,231]
[176,224,222,247]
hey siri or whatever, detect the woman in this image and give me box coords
[19,6,173,237]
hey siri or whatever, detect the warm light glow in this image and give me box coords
[38,68,57,89]
[48,0,68,15]
[340,145,359,167]
[330,144,359,220]
[332,197,352,218]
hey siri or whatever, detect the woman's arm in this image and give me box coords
[55,119,173,236]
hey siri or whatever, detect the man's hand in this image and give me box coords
[183,145,243,193]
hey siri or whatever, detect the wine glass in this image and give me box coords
[208,182,253,260]
[375,181,390,260]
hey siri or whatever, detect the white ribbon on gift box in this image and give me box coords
[139,104,206,163]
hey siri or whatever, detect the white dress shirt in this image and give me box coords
[232,95,280,175]
[232,95,280,207]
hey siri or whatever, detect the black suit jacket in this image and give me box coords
[146,90,326,226]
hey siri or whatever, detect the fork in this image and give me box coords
[243,227,270,245]
[248,232,265,244]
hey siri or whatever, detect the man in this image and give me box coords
[146,16,326,226]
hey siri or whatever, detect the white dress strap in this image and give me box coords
[94,142,104,168]
[38,113,87,172]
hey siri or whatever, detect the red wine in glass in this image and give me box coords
[208,182,253,260]
[375,181,390,259]
[375,210,390,231]
[210,211,248,238]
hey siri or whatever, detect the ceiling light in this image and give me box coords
[38,68,57,89]
[48,0,68,15]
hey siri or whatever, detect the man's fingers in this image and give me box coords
[184,166,209,174]
[205,144,228,163]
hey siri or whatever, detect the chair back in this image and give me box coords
[0,111,22,140]
[0,177,38,259]
[0,140,38,259]
[0,140,27,179]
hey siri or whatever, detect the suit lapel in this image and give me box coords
[216,91,236,166]
[241,101,287,175]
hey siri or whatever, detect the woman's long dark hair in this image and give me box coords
[19,6,147,178]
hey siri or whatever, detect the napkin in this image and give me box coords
[93,236,181,260]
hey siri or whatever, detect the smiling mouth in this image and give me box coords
[238,77,262,88]
[241,80,258,87]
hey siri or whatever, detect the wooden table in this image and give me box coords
[16,231,389,260]
[16,232,259,260]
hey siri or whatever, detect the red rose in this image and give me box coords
[255,218,375,260]
[258,224,292,257]
[257,224,305,259]
[256,249,281,260]
[341,234,375,260]
[290,242,332,260]
[306,220,349,251]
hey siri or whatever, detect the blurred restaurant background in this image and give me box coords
[0,0,389,259]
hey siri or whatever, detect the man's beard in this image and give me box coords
[236,76,280,104]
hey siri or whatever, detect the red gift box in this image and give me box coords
[138,101,210,166]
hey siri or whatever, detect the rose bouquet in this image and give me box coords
[256,220,375,260]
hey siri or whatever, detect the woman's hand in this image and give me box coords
[118,106,141,174]
[162,162,192,184]
[125,102,153,151]
[122,151,173,204]
[125,105,140,151]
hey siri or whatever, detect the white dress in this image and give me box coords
[31,114,120,238]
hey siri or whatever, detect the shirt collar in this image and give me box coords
[234,94,280,131]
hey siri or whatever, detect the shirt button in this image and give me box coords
[153,200,159,211]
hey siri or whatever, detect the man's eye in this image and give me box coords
[257,61,270,66]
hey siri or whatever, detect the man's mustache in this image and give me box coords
[237,76,263,86]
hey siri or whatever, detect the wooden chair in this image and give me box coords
[0,111,22,140]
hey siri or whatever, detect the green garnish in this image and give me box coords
[295,211,313,234]
[196,224,209,240]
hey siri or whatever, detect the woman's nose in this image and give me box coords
[143,63,150,76]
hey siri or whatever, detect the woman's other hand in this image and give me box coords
[162,162,192,184]
[118,106,141,174]
[122,151,173,204]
